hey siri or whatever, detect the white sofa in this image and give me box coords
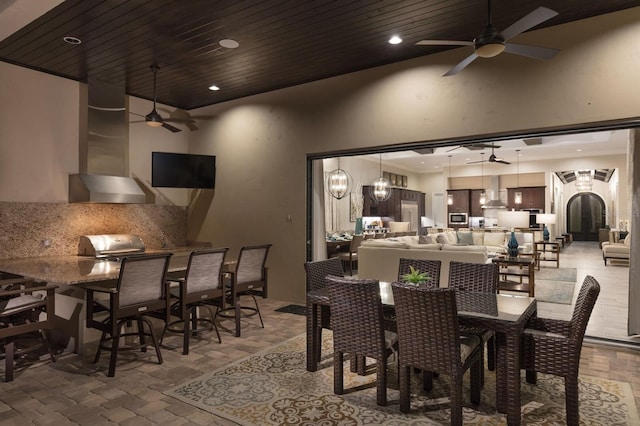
[357,230,535,288]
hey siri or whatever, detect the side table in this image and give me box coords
[535,241,560,268]
[491,256,536,297]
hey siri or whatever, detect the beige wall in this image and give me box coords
[0,9,638,304]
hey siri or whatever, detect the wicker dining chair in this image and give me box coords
[522,275,600,426]
[304,257,344,365]
[448,261,499,384]
[391,284,481,423]
[397,258,441,287]
[85,253,172,377]
[163,248,228,355]
[327,275,398,406]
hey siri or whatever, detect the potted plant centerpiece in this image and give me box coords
[401,265,431,286]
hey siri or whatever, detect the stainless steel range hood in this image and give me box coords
[69,79,146,204]
[481,176,508,209]
[69,174,145,204]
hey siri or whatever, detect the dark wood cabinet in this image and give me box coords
[469,189,485,217]
[507,186,545,210]
[446,189,469,214]
[362,187,425,221]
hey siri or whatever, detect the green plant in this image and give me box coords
[401,265,431,285]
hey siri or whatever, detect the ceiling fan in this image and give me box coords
[446,142,499,153]
[467,143,510,165]
[129,64,182,133]
[416,0,559,76]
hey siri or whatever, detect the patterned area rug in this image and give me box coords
[166,333,639,425]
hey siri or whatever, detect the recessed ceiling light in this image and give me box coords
[219,39,239,49]
[388,35,402,45]
[63,36,81,45]
[576,148,582,152]
[208,85,220,91]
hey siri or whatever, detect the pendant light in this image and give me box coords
[447,155,453,205]
[326,158,352,200]
[369,154,391,202]
[514,149,522,205]
[479,152,486,205]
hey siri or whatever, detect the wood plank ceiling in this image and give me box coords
[1,0,637,110]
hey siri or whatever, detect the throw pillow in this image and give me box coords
[484,232,507,247]
[457,231,474,245]
[418,235,435,244]
[436,234,448,244]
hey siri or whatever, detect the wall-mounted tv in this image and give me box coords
[152,152,216,189]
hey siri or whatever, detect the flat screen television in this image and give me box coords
[152,152,216,189]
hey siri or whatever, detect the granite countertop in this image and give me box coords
[0,251,192,285]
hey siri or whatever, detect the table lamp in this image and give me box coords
[536,213,557,241]
[497,210,530,257]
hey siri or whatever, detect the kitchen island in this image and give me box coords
[0,249,202,354]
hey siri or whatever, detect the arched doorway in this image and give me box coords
[567,192,606,241]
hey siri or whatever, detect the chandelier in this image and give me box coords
[575,170,593,192]
[369,154,391,202]
[326,159,352,199]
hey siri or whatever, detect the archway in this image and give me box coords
[567,192,606,241]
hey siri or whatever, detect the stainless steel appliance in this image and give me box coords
[78,234,145,258]
[448,212,468,225]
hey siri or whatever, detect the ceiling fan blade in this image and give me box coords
[494,158,511,164]
[501,7,558,41]
[129,111,146,118]
[416,40,473,46]
[444,53,478,76]
[162,122,182,133]
[504,43,559,61]
[466,159,487,164]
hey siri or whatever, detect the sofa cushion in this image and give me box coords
[419,235,436,244]
[472,232,485,246]
[484,232,507,247]
[361,239,409,248]
[435,231,458,245]
[457,231,474,245]
[442,244,487,254]
[406,243,442,251]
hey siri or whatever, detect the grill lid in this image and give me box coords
[78,234,145,257]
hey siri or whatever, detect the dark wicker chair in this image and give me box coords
[304,257,344,365]
[327,275,398,406]
[448,261,499,383]
[0,279,58,382]
[163,248,228,354]
[522,275,601,426]
[397,258,441,287]
[85,253,172,377]
[218,244,271,337]
[336,234,363,276]
[391,284,481,424]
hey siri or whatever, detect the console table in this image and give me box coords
[491,256,535,297]
[535,241,560,268]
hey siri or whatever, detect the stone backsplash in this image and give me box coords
[0,202,187,259]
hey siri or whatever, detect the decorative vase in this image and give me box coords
[507,231,519,257]
[543,225,550,241]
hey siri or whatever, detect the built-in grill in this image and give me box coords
[78,234,146,260]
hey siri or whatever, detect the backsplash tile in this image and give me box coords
[0,202,187,259]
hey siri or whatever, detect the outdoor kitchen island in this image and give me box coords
[0,248,201,355]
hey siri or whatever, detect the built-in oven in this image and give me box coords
[448,212,468,225]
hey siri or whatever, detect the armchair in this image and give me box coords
[602,233,630,265]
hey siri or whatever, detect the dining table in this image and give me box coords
[306,281,537,426]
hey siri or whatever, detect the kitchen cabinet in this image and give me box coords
[507,186,545,210]
[446,189,469,214]
[469,189,485,217]
[362,187,425,222]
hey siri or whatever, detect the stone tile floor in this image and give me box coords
[1,297,639,424]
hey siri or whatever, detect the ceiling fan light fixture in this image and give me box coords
[474,25,505,58]
[145,109,163,127]
[388,35,402,45]
[208,85,220,91]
